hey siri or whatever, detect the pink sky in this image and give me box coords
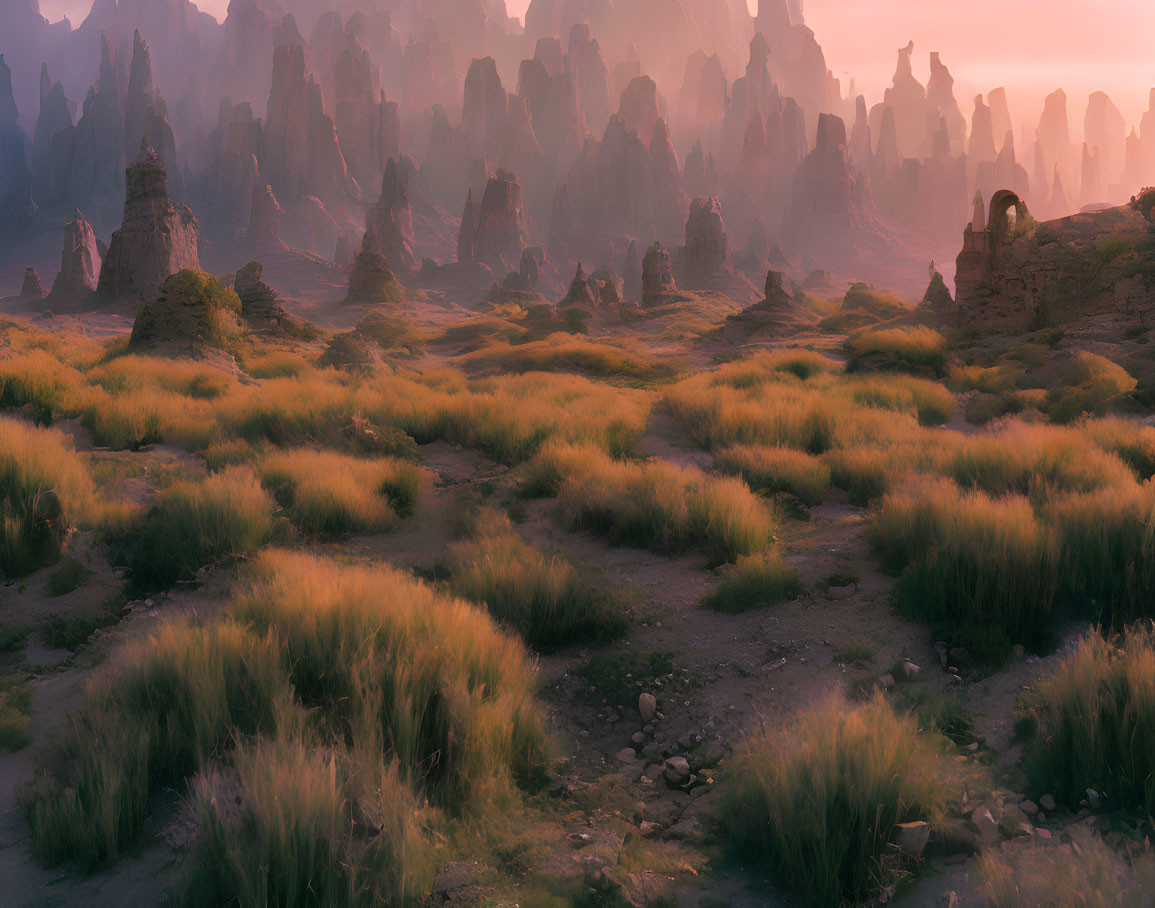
[40,0,1155,133]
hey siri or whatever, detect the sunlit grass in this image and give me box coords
[701,552,802,612]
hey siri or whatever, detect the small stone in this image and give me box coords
[1040,794,1056,812]
[639,821,659,836]
[643,725,656,735]
[616,748,636,764]
[895,820,930,858]
[639,693,657,722]
[1086,788,1101,810]
[664,756,690,785]
[971,806,998,843]
[1021,799,1039,816]
[1015,821,1034,837]
[877,673,895,690]
[631,732,646,746]
[1036,827,1052,840]
[1012,644,1025,659]
[899,660,921,681]
[962,742,979,753]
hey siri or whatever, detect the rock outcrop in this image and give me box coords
[363,157,418,275]
[20,267,44,301]
[683,196,732,287]
[129,270,243,353]
[0,53,33,235]
[641,241,676,305]
[233,261,292,329]
[47,211,102,304]
[344,245,404,306]
[469,170,529,269]
[98,141,200,303]
[726,268,811,335]
[921,270,954,309]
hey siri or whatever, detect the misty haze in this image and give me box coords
[2,0,1155,905]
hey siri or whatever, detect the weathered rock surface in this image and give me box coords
[98,142,200,303]
[641,241,676,305]
[129,270,242,353]
[48,211,102,304]
[20,266,43,301]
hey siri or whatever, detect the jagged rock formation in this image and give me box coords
[247,182,288,253]
[726,268,812,335]
[123,31,180,199]
[641,241,676,305]
[0,54,33,235]
[683,196,732,287]
[461,170,529,270]
[921,270,954,309]
[233,261,293,330]
[20,267,43,301]
[48,211,102,304]
[782,113,887,263]
[98,142,200,303]
[363,157,418,274]
[559,262,598,312]
[344,245,404,306]
[129,270,243,353]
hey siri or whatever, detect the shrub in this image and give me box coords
[0,676,32,752]
[722,695,951,907]
[0,349,94,422]
[1042,352,1136,424]
[129,467,277,592]
[872,479,1059,663]
[1083,417,1155,479]
[260,449,426,536]
[46,556,89,596]
[714,445,830,506]
[0,420,101,579]
[457,334,678,382]
[846,327,948,377]
[1023,629,1155,814]
[825,447,889,506]
[701,553,802,613]
[441,510,627,650]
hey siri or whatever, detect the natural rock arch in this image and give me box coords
[988,190,1031,248]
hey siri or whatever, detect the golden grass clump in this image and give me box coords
[441,510,628,650]
[0,419,103,578]
[259,448,427,536]
[23,549,549,890]
[714,444,830,506]
[544,444,775,564]
[722,695,952,907]
[0,348,97,423]
[128,466,277,592]
[846,326,949,377]
[456,333,679,382]
[84,387,217,451]
[1022,629,1155,816]
[701,552,802,612]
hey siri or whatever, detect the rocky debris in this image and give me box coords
[128,270,243,353]
[344,245,404,306]
[98,141,200,304]
[921,269,954,309]
[641,242,676,305]
[970,806,999,845]
[683,195,732,287]
[638,693,657,722]
[663,756,690,786]
[1039,794,1056,812]
[895,821,930,859]
[19,267,43,301]
[47,211,102,304]
[726,268,814,336]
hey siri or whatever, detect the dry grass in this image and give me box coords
[701,553,802,612]
[538,444,775,564]
[23,549,549,883]
[722,695,952,907]
[441,510,628,650]
[846,326,949,377]
[456,333,679,382]
[260,449,427,536]
[714,445,830,505]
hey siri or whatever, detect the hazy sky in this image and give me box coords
[39,0,1155,134]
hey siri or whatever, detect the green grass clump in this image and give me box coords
[23,549,548,885]
[872,479,1059,664]
[128,270,244,354]
[129,467,277,593]
[0,675,33,752]
[1043,352,1136,424]
[259,449,426,536]
[722,695,951,907]
[1,420,102,579]
[846,327,948,377]
[1022,629,1155,814]
[184,735,432,908]
[714,445,830,506]
[825,447,889,506]
[545,445,775,565]
[701,553,802,613]
[442,511,627,651]
[47,556,88,596]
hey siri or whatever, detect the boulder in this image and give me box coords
[47,211,102,304]
[344,245,404,306]
[128,270,243,353]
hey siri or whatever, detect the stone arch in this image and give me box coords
[988,190,1031,247]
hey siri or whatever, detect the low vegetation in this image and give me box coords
[846,326,949,377]
[701,553,802,612]
[441,510,628,650]
[21,550,548,894]
[722,695,952,907]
